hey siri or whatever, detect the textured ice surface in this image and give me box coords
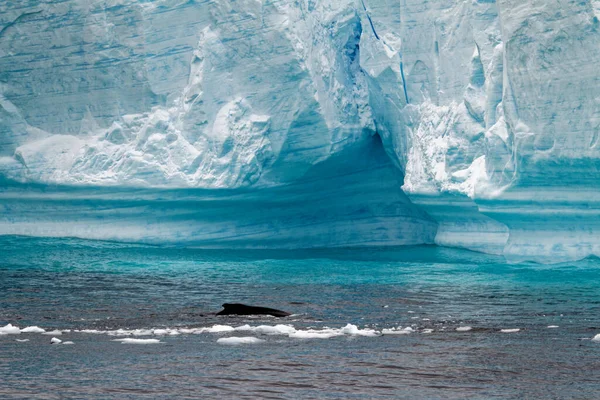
[0,0,598,262]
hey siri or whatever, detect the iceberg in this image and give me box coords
[0,0,598,262]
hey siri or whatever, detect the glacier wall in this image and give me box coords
[0,0,598,262]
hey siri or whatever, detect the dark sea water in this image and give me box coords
[1,235,600,399]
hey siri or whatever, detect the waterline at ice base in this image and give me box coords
[1,0,599,263]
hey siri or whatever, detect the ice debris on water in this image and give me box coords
[21,326,46,333]
[113,338,161,344]
[456,326,472,332]
[0,324,21,334]
[217,337,265,345]
[381,327,414,335]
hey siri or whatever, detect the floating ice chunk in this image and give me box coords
[77,329,105,334]
[153,329,180,336]
[177,328,198,334]
[16,339,30,342]
[217,337,265,345]
[456,326,472,332]
[592,334,600,342]
[289,329,343,339]
[422,329,434,334]
[0,324,21,334]
[235,324,296,335]
[382,327,414,335]
[107,329,132,336]
[547,325,559,329]
[340,324,380,337]
[132,329,154,336]
[42,330,63,336]
[195,325,236,334]
[500,329,520,333]
[62,341,75,345]
[50,337,62,344]
[113,338,161,344]
[21,326,46,333]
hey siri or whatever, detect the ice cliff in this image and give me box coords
[0,0,598,263]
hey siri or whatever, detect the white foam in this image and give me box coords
[0,324,21,334]
[456,326,472,332]
[22,326,46,333]
[42,330,63,336]
[113,338,161,344]
[500,329,520,333]
[217,337,265,345]
[50,337,62,344]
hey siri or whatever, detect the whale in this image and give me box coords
[216,303,291,318]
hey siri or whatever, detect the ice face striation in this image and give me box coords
[0,0,598,262]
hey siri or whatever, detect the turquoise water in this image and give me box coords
[1,236,600,398]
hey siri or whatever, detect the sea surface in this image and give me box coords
[1,235,599,399]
